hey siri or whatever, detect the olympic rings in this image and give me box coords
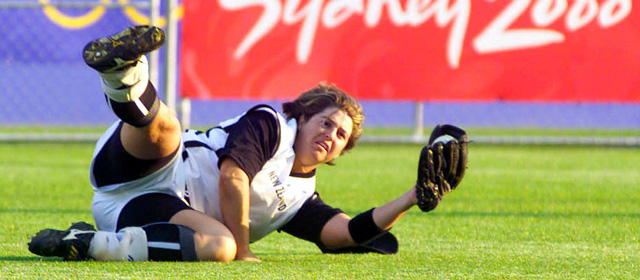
[40,0,183,29]
[40,0,109,29]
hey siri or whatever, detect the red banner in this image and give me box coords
[180,0,640,102]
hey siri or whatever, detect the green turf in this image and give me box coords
[1,142,639,279]
[2,125,639,137]
[363,127,640,137]
[0,126,109,134]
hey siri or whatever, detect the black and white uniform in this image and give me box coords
[90,105,342,244]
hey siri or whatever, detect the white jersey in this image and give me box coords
[91,105,315,242]
[183,106,316,242]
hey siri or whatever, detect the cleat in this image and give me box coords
[83,25,165,73]
[28,222,97,261]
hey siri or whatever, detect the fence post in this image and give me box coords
[149,0,161,88]
[164,0,179,115]
[413,102,424,141]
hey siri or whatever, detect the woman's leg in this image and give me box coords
[84,25,180,162]
[119,100,181,160]
[170,210,237,262]
[84,26,236,262]
[115,194,237,262]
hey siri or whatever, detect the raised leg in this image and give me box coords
[83,25,180,161]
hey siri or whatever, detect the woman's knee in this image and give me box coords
[121,103,182,160]
[170,210,238,262]
[195,233,237,262]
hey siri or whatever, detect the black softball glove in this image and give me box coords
[416,124,468,212]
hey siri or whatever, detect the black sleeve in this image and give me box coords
[279,193,399,255]
[278,192,344,245]
[216,110,279,181]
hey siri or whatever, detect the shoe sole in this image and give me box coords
[83,25,165,72]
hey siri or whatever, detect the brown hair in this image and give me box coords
[282,82,364,153]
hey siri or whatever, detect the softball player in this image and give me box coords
[28,26,467,262]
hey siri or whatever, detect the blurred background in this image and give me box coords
[1,0,639,144]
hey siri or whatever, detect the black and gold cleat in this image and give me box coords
[83,25,165,73]
[28,222,96,261]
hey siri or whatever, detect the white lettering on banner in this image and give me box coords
[474,0,565,54]
[323,1,364,28]
[531,0,567,26]
[220,0,632,69]
[566,0,599,31]
[282,0,324,64]
[474,0,631,54]
[599,0,632,27]
[218,0,282,61]
[362,0,470,68]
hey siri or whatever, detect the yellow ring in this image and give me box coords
[119,0,184,27]
[40,0,109,29]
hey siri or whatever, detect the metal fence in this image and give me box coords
[0,0,165,125]
[1,1,638,146]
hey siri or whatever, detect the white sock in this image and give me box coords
[88,227,149,262]
[98,56,149,103]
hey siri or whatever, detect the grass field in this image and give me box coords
[1,141,639,279]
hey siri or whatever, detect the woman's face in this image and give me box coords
[292,107,353,173]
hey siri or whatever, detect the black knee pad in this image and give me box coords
[142,223,198,261]
[106,81,160,127]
